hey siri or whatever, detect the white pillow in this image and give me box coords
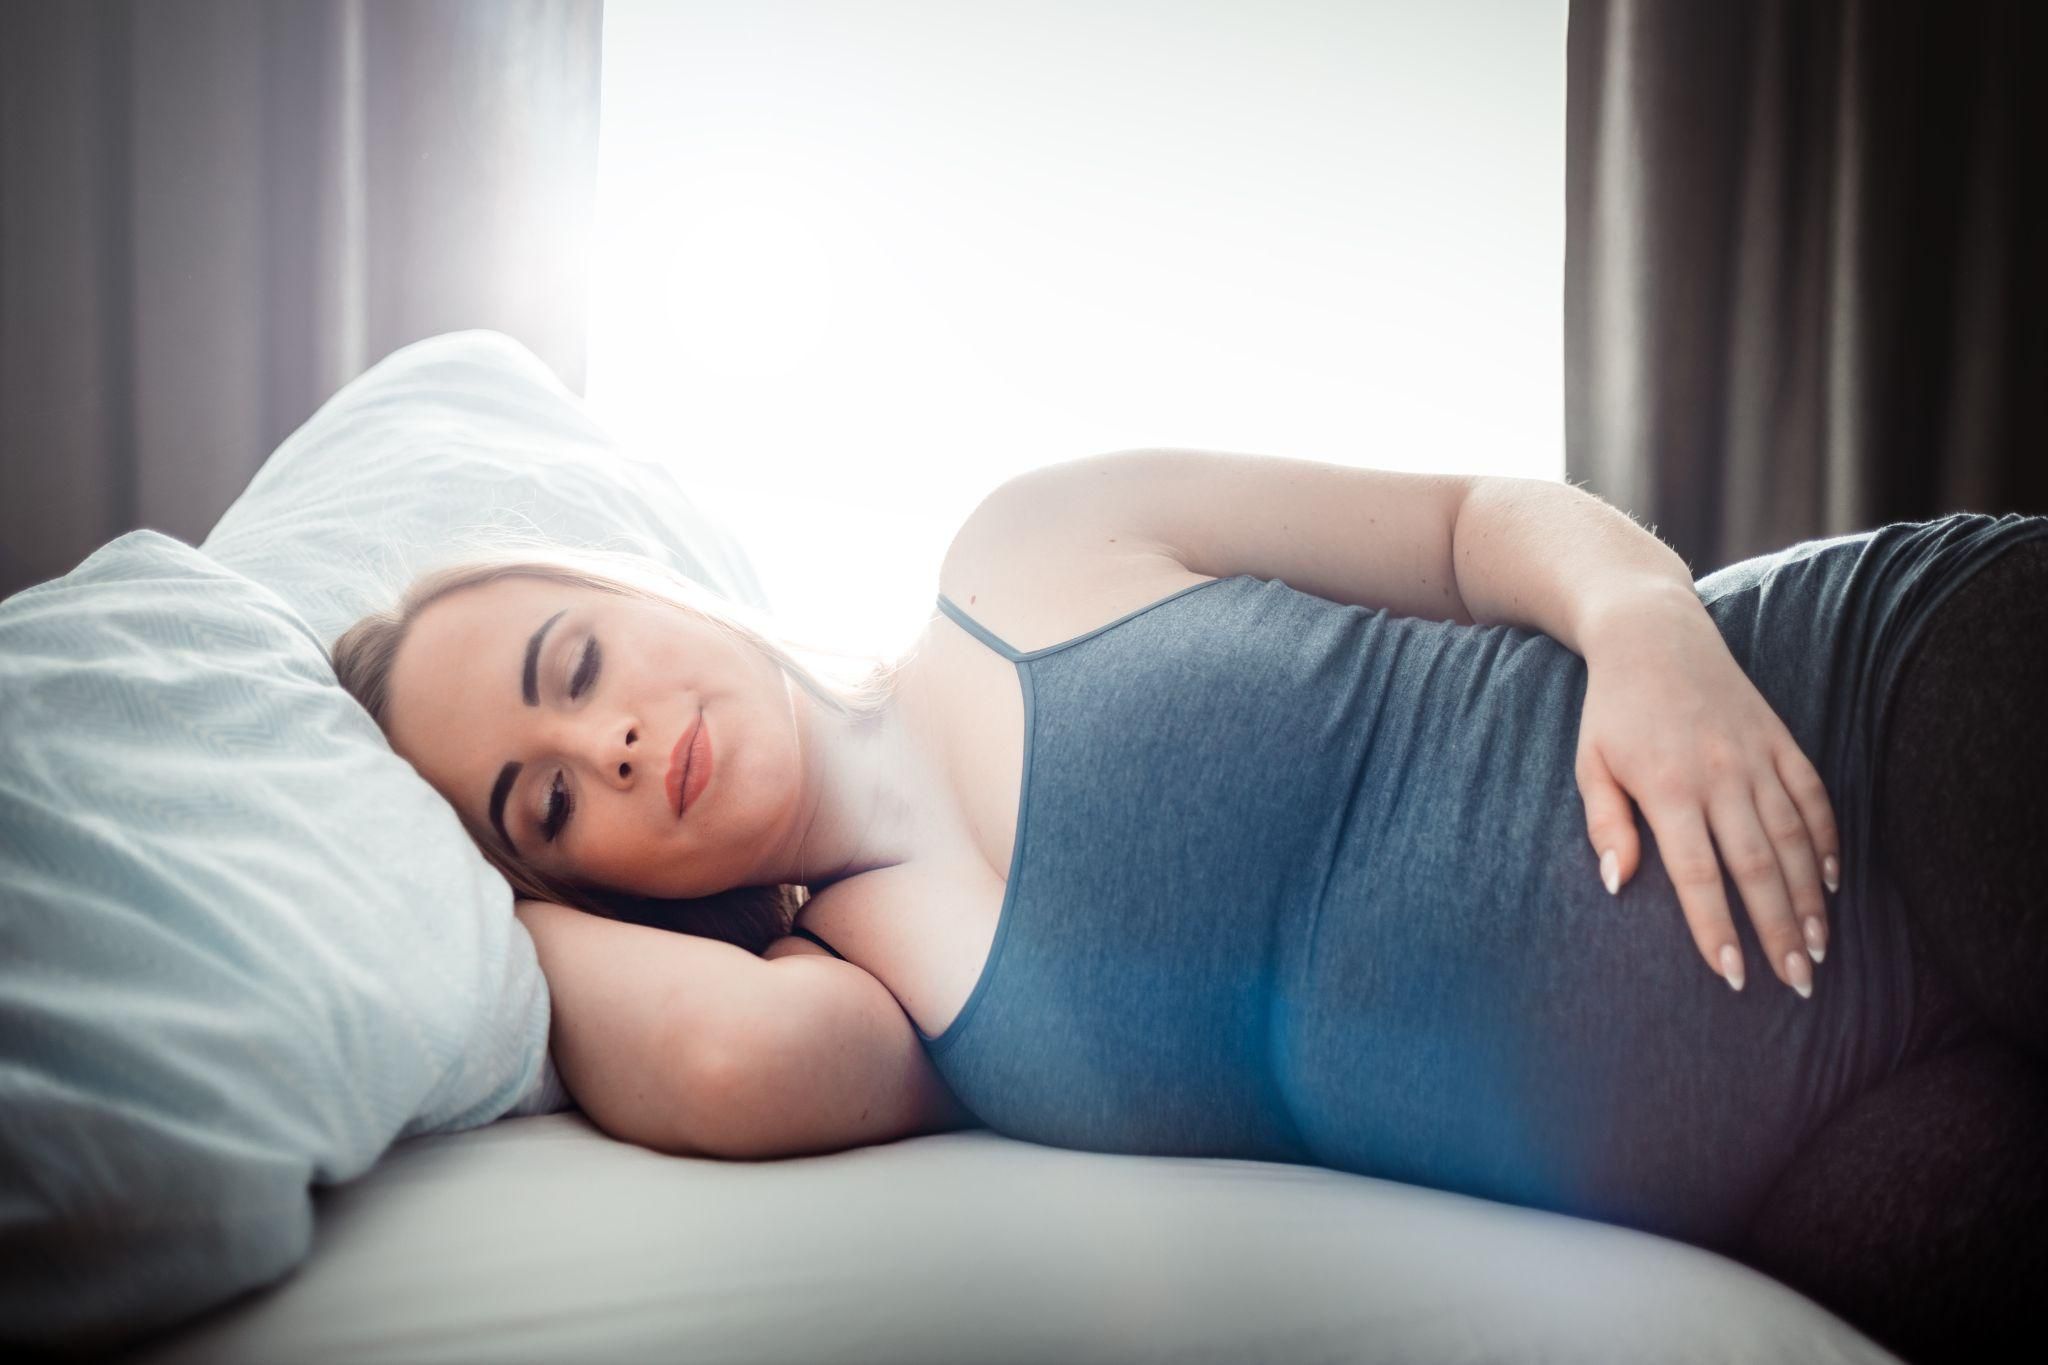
[0,331,772,1354]
[0,533,550,1352]
[202,328,770,645]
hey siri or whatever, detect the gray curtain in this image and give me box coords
[1565,0,2046,573]
[0,0,603,600]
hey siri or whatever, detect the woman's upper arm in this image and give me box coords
[953,447,1480,624]
[705,951,976,1158]
[516,900,969,1160]
[514,899,787,1157]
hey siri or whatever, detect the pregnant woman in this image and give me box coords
[333,449,2046,1365]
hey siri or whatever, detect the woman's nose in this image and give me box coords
[578,720,640,788]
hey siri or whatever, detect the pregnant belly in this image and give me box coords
[1269,630,1903,1253]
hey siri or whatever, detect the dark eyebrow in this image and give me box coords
[523,609,569,706]
[489,762,523,856]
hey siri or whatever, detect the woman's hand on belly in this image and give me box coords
[1572,591,1841,999]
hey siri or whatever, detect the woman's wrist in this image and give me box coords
[1454,477,1703,658]
[1575,578,1713,666]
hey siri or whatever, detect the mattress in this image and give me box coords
[119,1116,1902,1364]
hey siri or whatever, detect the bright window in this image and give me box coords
[585,0,1568,655]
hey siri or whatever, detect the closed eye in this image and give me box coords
[541,772,573,842]
[570,638,600,699]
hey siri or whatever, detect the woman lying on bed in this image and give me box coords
[330,449,2047,1365]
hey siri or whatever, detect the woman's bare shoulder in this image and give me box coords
[936,478,1200,654]
[946,449,1473,624]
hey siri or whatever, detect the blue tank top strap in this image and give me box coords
[935,595,1024,661]
[936,576,1230,663]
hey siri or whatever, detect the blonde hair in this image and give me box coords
[329,539,899,956]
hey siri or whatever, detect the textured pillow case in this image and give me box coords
[0,533,550,1352]
[0,331,773,1353]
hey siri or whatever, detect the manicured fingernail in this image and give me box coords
[1785,951,1813,999]
[1822,855,1840,894]
[1803,917,1827,964]
[1719,944,1745,992]
[1600,849,1619,896]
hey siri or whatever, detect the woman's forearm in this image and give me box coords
[1451,477,1709,659]
[515,898,771,1155]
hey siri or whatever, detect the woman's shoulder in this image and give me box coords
[935,516,1212,659]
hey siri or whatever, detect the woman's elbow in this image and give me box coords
[548,1014,752,1160]
[671,1043,778,1159]
[675,997,940,1161]
[591,960,961,1161]
[666,1014,851,1160]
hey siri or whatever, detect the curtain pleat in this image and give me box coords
[0,0,603,599]
[1565,0,2045,573]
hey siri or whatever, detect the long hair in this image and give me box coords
[329,539,899,955]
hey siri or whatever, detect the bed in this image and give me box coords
[122,1113,1897,1364]
[0,331,1903,1363]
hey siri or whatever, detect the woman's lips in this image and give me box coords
[666,715,700,818]
[682,718,713,814]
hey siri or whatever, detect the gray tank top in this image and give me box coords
[803,511,2048,1253]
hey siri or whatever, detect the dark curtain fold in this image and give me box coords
[1565,0,2046,573]
[0,0,603,599]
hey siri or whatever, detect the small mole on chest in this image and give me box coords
[970,595,976,604]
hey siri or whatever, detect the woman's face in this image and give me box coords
[383,576,801,900]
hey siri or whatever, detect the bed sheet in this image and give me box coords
[120,1115,1901,1364]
